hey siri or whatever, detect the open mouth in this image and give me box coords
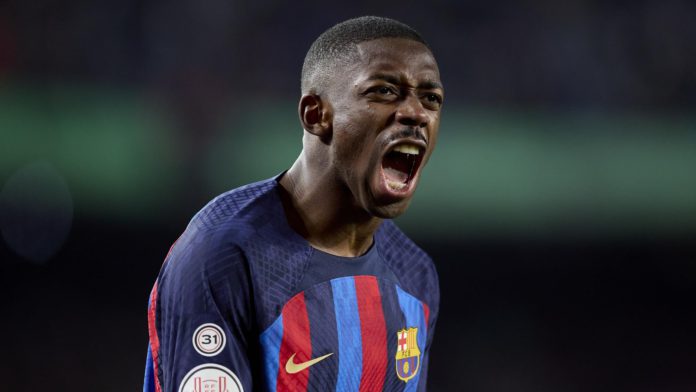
[382,144,425,191]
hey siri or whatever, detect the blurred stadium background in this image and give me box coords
[1,1,695,390]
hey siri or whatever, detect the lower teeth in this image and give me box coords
[386,179,407,191]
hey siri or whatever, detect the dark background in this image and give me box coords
[1,1,695,391]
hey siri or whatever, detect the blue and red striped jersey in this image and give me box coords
[144,177,439,392]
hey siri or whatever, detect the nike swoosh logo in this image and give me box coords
[285,352,333,374]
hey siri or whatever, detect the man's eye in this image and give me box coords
[424,93,442,104]
[364,86,398,100]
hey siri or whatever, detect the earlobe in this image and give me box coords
[299,94,332,138]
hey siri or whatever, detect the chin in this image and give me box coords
[367,199,412,219]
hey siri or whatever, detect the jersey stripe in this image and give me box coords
[305,281,339,391]
[377,282,405,391]
[331,277,363,391]
[422,302,430,331]
[396,285,427,392]
[355,276,388,391]
[260,315,283,390]
[277,292,312,391]
[146,282,162,392]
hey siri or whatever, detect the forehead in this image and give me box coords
[351,38,441,86]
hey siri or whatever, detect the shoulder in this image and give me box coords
[375,220,439,312]
[159,178,280,287]
[189,177,279,236]
[157,177,313,327]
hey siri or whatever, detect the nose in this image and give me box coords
[395,94,429,128]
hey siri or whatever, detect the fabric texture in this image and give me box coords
[144,177,439,392]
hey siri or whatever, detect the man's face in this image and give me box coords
[326,37,444,219]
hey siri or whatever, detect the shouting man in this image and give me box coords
[145,15,444,392]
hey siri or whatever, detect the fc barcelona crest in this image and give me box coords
[395,327,421,382]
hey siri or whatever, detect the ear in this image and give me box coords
[298,94,332,138]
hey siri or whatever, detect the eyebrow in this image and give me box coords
[366,73,443,91]
[366,73,401,85]
[417,80,444,90]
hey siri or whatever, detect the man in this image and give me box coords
[144,16,444,392]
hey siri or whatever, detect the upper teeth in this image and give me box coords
[393,145,420,155]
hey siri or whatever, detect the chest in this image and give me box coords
[258,275,429,391]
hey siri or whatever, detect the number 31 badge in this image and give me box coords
[192,323,226,357]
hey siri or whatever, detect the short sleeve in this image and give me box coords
[144,234,256,392]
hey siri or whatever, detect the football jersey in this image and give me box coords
[144,176,439,392]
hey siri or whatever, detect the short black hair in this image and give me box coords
[301,16,430,94]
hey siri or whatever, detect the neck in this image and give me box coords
[279,154,381,257]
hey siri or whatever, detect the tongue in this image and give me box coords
[383,151,413,184]
[383,166,409,183]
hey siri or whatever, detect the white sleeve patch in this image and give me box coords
[178,364,243,392]
[192,323,226,357]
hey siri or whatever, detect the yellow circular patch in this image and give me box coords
[403,361,409,373]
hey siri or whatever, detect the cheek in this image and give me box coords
[333,110,378,158]
[332,123,371,174]
[427,116,441,144]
